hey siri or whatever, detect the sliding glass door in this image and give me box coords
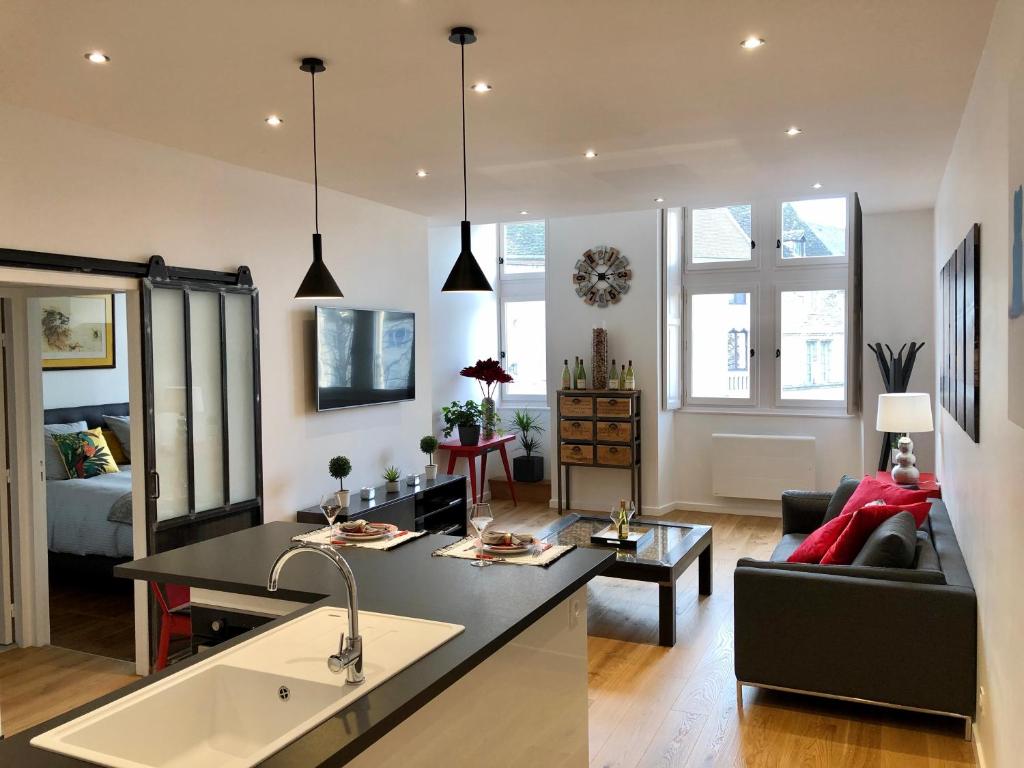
[141,279,262,554]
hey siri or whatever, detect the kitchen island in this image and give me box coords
[1,521,613,767]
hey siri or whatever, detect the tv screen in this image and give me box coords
[316,307,415,410]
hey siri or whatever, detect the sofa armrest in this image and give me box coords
[781,490,832,534]
[734,564,977,718]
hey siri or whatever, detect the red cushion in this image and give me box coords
[787,514,855,564]
[820,502,933,565]
[840,476,931,517]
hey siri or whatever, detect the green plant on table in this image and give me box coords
[419,435,439,464]
[328,455,352,490]
[382,465,401,483]
[512,409,544,456]
[440,400,483,438]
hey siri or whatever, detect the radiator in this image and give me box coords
[711,434,816,500]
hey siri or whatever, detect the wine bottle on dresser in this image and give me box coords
[576,355,588,390]
[561,359,572,390]
[572,357,580,389]
[624,360,635,390]
[608,359,619,390]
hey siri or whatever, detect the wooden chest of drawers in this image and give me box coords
[556,389,642,514]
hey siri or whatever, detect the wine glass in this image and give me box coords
[469,503,494,568]
[320,492,342,534]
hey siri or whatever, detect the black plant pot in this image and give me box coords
[513,455,544,483]
[458,424,481,446]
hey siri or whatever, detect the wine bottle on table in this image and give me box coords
[561,359,572,390]
[608,359,619,390]
[576,355,587,390]
[624,360,636,390]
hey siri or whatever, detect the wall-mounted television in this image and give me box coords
[315,307,415,411]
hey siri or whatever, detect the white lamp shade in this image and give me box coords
[876,393,933,433]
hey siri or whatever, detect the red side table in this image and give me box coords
[874,471,941,497]
[441,434,518,506]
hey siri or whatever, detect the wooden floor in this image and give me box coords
[0,504,978,765]
[49,570,135,663]
[0,646,137,736]
[491,500,977,768]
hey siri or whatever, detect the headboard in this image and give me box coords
[43,402,129,429]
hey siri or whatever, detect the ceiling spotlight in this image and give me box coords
[265,115,283,126]
[740,37,766,49]
[786,126,803,136]
[812,182,822,189]
[584,149,598,159]
[470,82,492,93]
[519,210,529,215]
[85,51,110,63]
[654,197,665,203]
[416,169,429,177]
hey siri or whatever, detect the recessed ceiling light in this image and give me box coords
[740,37,766,49]
[264,115,283,126]
[812,182,822,189]
[519,210,529,215]
[786,126,803,136]
[84,51,110,64]
[470,82,492,93]
[654,197,665,203]
[416,169,429,178]
[584,149,598,159]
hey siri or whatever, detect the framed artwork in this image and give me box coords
[41,294,116,370]
[939,226,980,442]
[1009,53,1024,428]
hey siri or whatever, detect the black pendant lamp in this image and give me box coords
[295,57,344,300]
[441,27,493,293]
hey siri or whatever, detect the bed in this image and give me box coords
[44,402,135,569]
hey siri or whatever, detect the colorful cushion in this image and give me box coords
[839,476,931,517]
[820,503,932,565]
[51,428,119,479]
[43,420,87,480]
[102,427,130,465]
[787,514,856,564]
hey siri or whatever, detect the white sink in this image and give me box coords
[31,607,464,768]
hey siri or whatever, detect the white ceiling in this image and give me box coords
[0,0,995,223]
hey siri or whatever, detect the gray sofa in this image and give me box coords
[734,484,977,739]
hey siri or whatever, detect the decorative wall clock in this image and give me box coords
[572,246,632,307]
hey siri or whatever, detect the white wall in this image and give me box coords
[862,209,936,473]
[932,0,1024,761]
[41,292,129,410]
[1,102,431,520]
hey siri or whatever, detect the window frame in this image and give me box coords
[683,282,760,408]
[498,219,548,406]
[774,194,852,269]
[684,201,760,273]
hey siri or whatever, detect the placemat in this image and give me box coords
[432,537,575,567]
[291,525,427,551]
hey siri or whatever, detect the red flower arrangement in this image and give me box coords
[460,358,513,400]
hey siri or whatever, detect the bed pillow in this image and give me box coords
[103,415,131,461]
[102,427,130,465]
[51,428,119,479]
[43,421,88,480]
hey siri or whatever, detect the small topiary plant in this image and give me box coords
[329,455,352,490]
[419,435,439,465]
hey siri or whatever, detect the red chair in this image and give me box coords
[151,582,191,671]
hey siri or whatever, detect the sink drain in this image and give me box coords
[278,685,290,701]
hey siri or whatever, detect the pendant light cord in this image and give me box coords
[460,38,468,221]
[311,68,320,235]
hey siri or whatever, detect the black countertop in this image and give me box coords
[1,521,613,767]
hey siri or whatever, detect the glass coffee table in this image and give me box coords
[538,513,712,647]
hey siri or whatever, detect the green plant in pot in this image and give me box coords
[383,465,401,493]
[441,400,483,446]
[420,435,440,481]
[511,409,545,483]
[328,455,352,508]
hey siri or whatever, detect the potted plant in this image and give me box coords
[383,465,401,493]
[420,435,440,480]
[328,455,352,508]
[511,409,545,483]
[460,358,513,439]
[441,400,483,446]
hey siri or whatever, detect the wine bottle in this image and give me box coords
[624,360,635,390]
[561,359,572,390]
[608,359,619,390]
[576,355,587,390]
[617,499,629,539]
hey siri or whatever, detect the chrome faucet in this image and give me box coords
[267,542,364,684]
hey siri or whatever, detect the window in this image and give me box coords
[688,204,754,268]
[499,220,546,402]
[662,208,683,409]
[676,195,857,412]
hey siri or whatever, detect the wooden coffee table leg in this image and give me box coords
[658,582,677,647]
[699,541,713,596]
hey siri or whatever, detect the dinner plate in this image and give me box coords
[334,523,397,542]
[481,542,532,555]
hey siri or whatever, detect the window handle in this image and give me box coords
[776,349,781,358]
[750,348,755,358]
[750,240,756,250]
[777,239,781,249]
